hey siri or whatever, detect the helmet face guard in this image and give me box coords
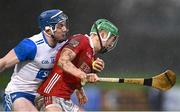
[105,35,118,53]
[49,12,69,31]
[99,34,118,54]
[92,19,119,54]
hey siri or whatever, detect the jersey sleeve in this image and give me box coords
[14,38,37,62]
[64,35,87,54]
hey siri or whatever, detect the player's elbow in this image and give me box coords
[57,60,63,68]
[58,58,69,70]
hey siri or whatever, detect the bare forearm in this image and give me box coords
[0,59,6,72]
[58,48,86,79]
[76,87,85,94]
[75,87,88,105]
[58,59,86,79]
[75,87,86,97]
[0,50,19,72]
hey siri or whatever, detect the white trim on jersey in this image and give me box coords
[44,73,61,93]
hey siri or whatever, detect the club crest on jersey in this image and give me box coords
[68,40,80,47]
[79,62,91,73]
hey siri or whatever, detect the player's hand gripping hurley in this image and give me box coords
[81,69,176,91]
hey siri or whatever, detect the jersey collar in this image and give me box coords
[85,34,95,55]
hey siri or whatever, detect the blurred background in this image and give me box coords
[0,0,180,111]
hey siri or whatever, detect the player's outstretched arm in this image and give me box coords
[0,50,19,72]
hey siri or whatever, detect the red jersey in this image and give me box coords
[37,34,95,100]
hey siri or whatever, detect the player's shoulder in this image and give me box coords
[65,34,89,48]
[17,38,36,49]
[28,32,45,44]
[69,34,88,42]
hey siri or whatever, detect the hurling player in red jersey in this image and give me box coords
[37,19,119,111]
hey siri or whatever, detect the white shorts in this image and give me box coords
[44,96,79,112]
[3,92,36,111]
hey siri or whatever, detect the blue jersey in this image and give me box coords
[5,32,66,95]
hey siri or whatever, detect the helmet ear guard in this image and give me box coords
[45,26,51,30]
[44,26,55,37]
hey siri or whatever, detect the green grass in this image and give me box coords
[0,71,11,90]
[87,82,150,91]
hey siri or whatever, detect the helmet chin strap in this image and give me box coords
[94,23,108,54]
[50,27,56,38]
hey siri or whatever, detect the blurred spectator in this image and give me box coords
[162,86,180,111]
[148,88,163,110]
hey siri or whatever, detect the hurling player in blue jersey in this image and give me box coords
[0,9,70,111]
